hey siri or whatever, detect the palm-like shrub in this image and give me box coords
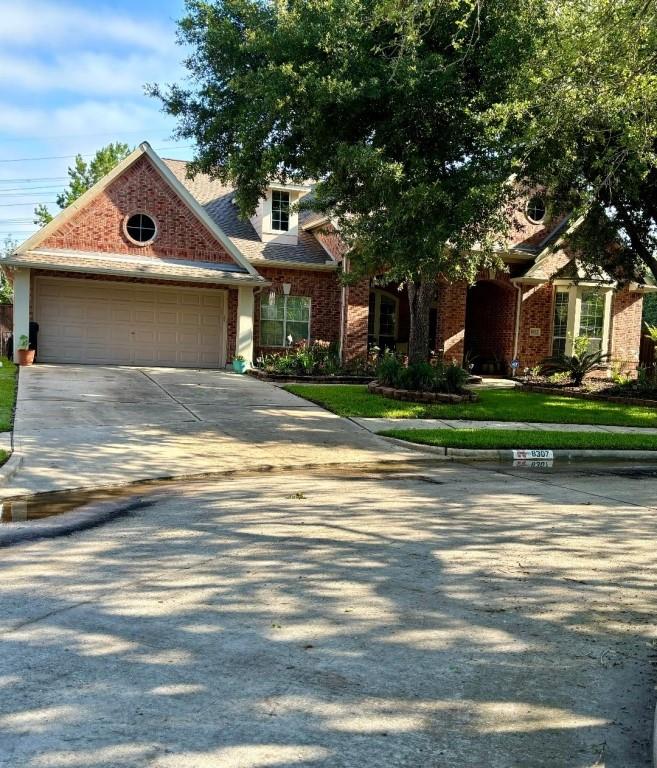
[540,339,610,386]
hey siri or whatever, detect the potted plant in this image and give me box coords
[232,354,248,374]
[16,334,35,366]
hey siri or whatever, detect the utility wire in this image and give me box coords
[0,145,195,164]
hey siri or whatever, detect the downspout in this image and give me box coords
[338,256,348,362]
[513,281,523,362]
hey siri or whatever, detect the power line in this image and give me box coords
[0,145,195,164]
[0,202,57,207]
[0,177,70,184]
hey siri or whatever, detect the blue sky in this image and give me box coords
[0,0,193,243]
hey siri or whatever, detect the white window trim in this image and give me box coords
[368,289,399,348]
[123,211,158,247]
[271,190,291,233]
[552,284,613,356]
[260,294,312,348]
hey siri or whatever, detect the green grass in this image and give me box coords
[284,384,657,428]
[381,428,657,451]
[0,358,17,432]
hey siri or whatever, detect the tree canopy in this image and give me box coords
[152,0,543,360]
[498,0,657,284]
[34,142,132,226]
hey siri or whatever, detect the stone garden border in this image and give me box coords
[248,369,374,384]
[367,381,478,404]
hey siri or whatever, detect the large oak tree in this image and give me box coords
[499,0,657,286]
[152,0,541,362]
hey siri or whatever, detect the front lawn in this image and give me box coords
[284,384,657,428]
[0,358,17,432]
[381,428,657,451]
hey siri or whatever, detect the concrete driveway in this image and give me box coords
[1,463,656,767]
[6,365,420,496]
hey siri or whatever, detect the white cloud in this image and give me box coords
[0,51,183,96]
[0,0,175,53]
[0,100,175,141]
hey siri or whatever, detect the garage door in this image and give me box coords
[34,277,226,368]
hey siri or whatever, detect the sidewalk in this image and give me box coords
[353,417,657,434]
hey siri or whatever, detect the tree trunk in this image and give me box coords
[407,278,435,364]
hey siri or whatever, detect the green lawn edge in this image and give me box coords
[380,428,657,451]
[0,358,17,433]
[284,384,657,428]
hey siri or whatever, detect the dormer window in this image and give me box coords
[271,190,290,232]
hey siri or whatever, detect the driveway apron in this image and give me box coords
[5,365,422,496]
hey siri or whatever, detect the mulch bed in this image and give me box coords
[248,369,375,384]
[521,378,657,407]
[367,381,478,404]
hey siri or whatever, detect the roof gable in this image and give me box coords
[16,143,259,276]
[163,160,337,269]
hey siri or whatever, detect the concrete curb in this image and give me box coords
[652,700,656,768]
[652,707,657,768]
[0,451,22,484]
[0,495,154,548]
[378,435,657,462]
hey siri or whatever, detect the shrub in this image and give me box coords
[539,336,610,386]
[376,353,469,393]
[376,351,404,386]
[444,361,469,393]
[257,339,341,376]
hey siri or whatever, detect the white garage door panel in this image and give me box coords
[35,278,226,368]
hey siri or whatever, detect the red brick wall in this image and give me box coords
[343,277,370,362]
[516,284,553,368]
[226,288,238,361]
[253,266,342,357]
[611,288,643,370]
[464,281,516,368]
[313,226,347,263]
[41,155,237,265]
[435,281,467,363]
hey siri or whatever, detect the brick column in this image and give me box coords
[342,277,370,362]
[610,287,643,371]
[435,281,467,364]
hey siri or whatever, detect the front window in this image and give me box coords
[368,290,398,350]
[271,190,290,232]
[578,290,605,352]
[551,286,610,357]
[552,290,569,357]
[260,294,310,347]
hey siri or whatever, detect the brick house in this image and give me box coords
[2,142,653,372]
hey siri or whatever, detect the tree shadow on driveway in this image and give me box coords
[0,465,655,767]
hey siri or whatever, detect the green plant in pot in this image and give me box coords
[16,334,35,366]
[232,354,248,374]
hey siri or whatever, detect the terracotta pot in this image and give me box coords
[17,349,35,366]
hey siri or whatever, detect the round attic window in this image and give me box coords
[525,196,546,224]
[124,213,157,245]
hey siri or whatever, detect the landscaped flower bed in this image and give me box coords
[253,339,375,383]
[521,379,657,407]
[368,381,478,403]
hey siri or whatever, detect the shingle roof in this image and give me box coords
[163,160,336,269]
[2,248,267,286]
